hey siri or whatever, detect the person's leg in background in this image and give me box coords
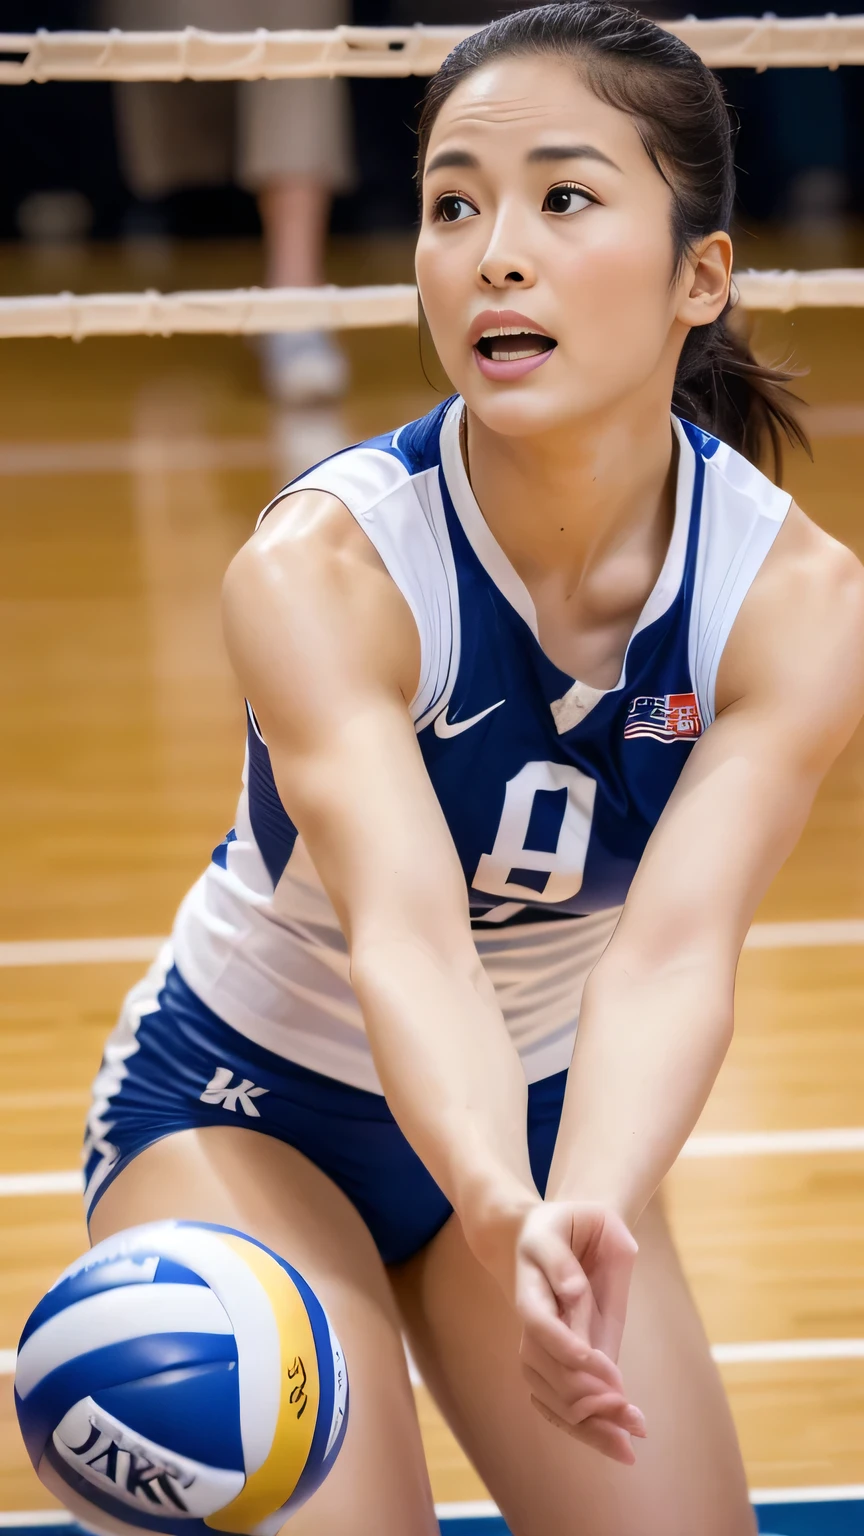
[239,0,355,405]
[95,0,235,209]
[99,0,354,407]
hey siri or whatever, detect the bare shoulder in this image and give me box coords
[717,501,864,749]
[224,487,397,608]
[222,487,420,715]
[762,500,864,604]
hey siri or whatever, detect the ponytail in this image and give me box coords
[672,301,810,479]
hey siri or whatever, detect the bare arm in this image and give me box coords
[546,508,864,1224]
[223,492,642,1460]
[222,490,539,1247]
[512,510,864,1455]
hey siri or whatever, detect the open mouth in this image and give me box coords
[474,327,557,363]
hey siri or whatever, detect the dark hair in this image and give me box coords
[416,1,808,476]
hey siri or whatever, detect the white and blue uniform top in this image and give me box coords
[172,395,790,1093]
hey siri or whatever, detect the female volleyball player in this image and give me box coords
[83,5,864,1532]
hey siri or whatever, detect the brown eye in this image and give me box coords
[434,194,477,224]
[543,185,593,216]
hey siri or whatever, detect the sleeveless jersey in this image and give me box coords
[172,396,791,1092]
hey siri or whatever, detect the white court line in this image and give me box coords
[713,1338,864,1364]
[0,938,164,968]
[0,1518,74,1529]
[0,1171,83,1196]
[1,920,863,970]
[0,1494,862,1528]
[417,1340,864,1383]
[744,919,864,948]
[680,1126,864,1158]
[0,405,860,481]
[748,1483,864,1504]
[434,1489,864,1514]
[0,438,271,478]
[434,1504,500,1521]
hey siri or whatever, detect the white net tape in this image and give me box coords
[1,17,864,82]
[0,284,417,340]
[0,271,861,341]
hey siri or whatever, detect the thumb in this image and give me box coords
[590,1214,638,1360]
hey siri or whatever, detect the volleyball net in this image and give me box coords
[2,17,864,80]
[1,17,863,339]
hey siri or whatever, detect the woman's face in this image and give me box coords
[416,55,703,438]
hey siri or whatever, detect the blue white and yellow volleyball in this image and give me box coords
[14,1221,349,1536]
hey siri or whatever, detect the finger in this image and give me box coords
[521,1364,638,1432]
[520,1324,623,1385]
[520,1310,626,1393]
[519,1262,613,1371]
[530,1396,637,1465]
[520,1357,623,1413]
[522,1363,645,1436]
[571,1415,638,1464]
[568,1413,638,1464]
[520,1306,622,1387]
[520,1334,624,1404]
[519,1357,639,1432]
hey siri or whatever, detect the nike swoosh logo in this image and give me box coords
[433,699,505,738]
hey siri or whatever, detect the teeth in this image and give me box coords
[490,348,542,360]
[480,325,538,339]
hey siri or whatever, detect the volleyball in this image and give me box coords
[14,1221,349,1536]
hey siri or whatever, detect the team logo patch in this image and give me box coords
[624,692,703,744]
[200,1066,268,1116]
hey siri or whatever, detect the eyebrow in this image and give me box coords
[528,144,621,171]
[424,143,622,176]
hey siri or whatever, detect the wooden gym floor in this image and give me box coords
[0,232,862,1512]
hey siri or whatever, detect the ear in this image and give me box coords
[676,232,733,328]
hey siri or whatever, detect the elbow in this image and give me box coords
[586,946,736,1044]
[591,923,739,996]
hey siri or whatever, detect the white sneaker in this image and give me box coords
[259,330,349,407]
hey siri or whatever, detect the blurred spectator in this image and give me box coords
[100,0,355,405]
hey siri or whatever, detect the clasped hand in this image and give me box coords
[513,1201,646,1463]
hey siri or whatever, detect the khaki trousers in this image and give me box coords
[100,0,355,196]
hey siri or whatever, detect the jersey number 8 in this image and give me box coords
[473,761,597,905]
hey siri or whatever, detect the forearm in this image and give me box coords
[350,937,539,1251]
[546,953,734,1227]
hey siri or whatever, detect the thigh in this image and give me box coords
[90,1126,438,1536]
[392,1195,755,1536]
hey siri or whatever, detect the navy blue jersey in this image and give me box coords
[173,396,790,1089]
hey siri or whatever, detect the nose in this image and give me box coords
[477,207,536,290]
[479,267,524,285]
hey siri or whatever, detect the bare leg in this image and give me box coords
[258,178,331,290]
[392,1193,755,1536]
[255,179,349,405]
[91,1127,437,1536]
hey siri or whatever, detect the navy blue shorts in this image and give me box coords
[84,965,568,1266]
